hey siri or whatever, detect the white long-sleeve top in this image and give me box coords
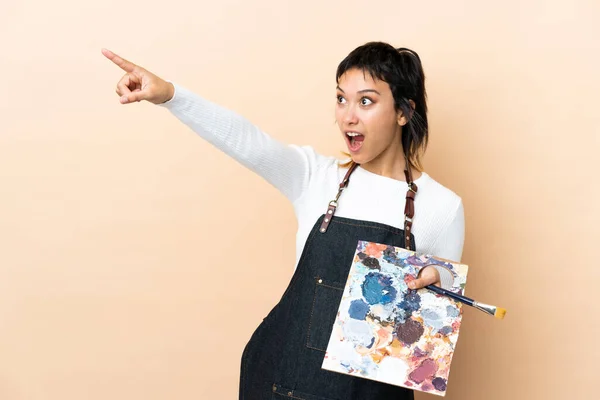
[158,82,465,285]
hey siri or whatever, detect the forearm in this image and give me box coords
[158,82,311,202]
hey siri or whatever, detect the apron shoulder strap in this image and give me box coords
[319,158,418,245]
[403,157,418,250]
[319,161,358,233]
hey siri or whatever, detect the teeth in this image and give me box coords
[347,132,362,137]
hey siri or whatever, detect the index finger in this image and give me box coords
[101,48,137,73]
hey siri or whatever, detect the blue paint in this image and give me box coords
[398,290,421,314]
[361,272,397,305]
[348,299,370,320]
[366,336,375,349]
[446,305,459,318]
[439,326,453,336]
[395,309,407,324]
[383,246,403,266]
[421,309,445,330]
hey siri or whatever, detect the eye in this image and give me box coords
[361,97,373,106]
[337,95,346,104]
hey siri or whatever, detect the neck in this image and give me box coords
[359,144,422,182]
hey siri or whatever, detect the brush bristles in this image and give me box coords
[494,308,507,319]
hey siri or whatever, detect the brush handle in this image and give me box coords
[425,284,475,307]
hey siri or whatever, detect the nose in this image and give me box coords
[343,104,359,125]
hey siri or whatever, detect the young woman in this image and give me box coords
[102,41,464,399]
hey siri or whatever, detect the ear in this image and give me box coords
[397,100,416,127]
[397,111,408,127]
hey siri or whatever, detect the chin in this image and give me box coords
[347,153,371,165]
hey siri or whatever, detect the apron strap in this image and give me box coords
[319,161,359,233]
[319,157,418,243]
[403,157,418,250]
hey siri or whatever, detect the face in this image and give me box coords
[335,68,407,166]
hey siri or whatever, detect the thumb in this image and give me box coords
[408,271,438,290]
[120,90,146,104]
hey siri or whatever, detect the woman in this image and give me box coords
[102,41,464,399]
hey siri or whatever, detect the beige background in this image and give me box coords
[1,0,599,399]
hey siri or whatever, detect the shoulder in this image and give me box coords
[416,173,465,261]
[417,173,463,217]
[289,145,344,175]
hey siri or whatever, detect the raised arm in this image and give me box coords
[157,82,315,202]
[102,48,316,202]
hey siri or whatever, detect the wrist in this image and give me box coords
[161,81,175,104]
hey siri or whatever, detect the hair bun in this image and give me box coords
[396,47,422,63]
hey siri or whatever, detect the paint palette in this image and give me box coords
[322,241,469,396]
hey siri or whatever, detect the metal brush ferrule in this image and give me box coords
[473,301,497,316]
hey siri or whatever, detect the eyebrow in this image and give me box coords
[336,86,381,95]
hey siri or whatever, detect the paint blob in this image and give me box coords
[362,272,397,305]
[432,377,447,391]
[348,299,370,320]
[409,358,438,384]
[361,257,381,269]
[396,318,425,345]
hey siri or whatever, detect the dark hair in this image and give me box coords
[336,41,428,170]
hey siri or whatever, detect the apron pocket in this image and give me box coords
[272,383,337,400]
[306,277,344,352]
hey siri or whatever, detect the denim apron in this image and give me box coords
[240,161,418,400]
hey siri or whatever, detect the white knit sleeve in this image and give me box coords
[432,199,465,262]
[429,200,465,290]
[157,82,312,203]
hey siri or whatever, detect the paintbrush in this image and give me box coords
[425,284,507,319]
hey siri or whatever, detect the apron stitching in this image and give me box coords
[272,392,310,399]
[315,282,344,291]
[305,344,325,352]
[306,280,344,352]
[305,280,320,350]
[331,219,407,235]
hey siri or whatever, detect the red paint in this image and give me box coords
[408,358,438,384]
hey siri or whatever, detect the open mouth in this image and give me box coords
[345,132,365,153]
